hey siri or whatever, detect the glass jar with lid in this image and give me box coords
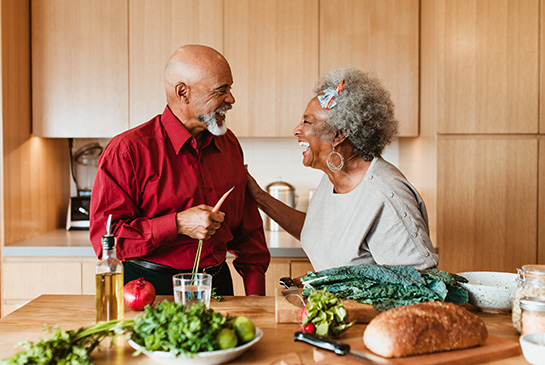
[520,296,545,335]
[512,265,545,333]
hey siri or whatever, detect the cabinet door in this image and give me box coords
[2,257,83,316]
[528,136,545,265]
[82,258,99,295]
[437,137,538,272]
[320,0,419,137]
[433,0,538,134]
[290,260,314,279]
[31,0,129,137]
[129,0,223,128]
[224,0,319,137]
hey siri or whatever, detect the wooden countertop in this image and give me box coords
[0,295,527,364]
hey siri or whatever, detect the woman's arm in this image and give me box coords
[246,171,306,240]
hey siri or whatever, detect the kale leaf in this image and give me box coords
[300,264,468,311]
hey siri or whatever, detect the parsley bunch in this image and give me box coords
[130,300,232,356]
[1,320,133,365]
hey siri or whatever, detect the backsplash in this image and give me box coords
[70,137,399,212]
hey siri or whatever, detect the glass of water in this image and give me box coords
[172,273,212,308]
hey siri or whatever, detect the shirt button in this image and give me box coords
[411,232,418,238]
[389,192,394,198]
[368,175,374,180]
[401,212,407,218]
[424,251,430,257]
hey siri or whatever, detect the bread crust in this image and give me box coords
[363,301,488,358]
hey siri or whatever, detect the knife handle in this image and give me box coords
[294,331,350,356]
[279,277,295,289]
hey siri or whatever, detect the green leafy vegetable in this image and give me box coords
[301,264,469,311]
[0,320,133,365]
[211,287,223,302]
[130,300,233,357]
[301,289,354,338]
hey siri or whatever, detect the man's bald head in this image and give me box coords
[164,45,230,101]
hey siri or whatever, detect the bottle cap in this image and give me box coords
[102,214,116,250]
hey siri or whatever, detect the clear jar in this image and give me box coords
[520,297,545,335]
[512,265,545,333]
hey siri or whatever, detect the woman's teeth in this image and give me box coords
[299,141,310,155]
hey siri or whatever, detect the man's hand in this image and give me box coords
[176,205,225,240]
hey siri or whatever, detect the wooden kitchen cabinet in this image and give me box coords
[539,137,545,264]
[437,137,538,273]
[226,257,312,296]
[290,260,314,279]
[1,257,90,316]
[320,0,419,137]
[433,0,539,134]
[128,0,223,128]
[224,0,319,137]
[31,0,129,138]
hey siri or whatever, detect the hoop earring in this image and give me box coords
[326,147,344,172]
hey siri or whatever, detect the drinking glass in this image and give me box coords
[172,273,212,308]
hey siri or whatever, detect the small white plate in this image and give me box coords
[128,328,263,365]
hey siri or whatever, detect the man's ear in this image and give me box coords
[175,83,189,104]
[332,130,347,148]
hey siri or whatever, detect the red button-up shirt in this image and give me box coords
[90,106,270,295]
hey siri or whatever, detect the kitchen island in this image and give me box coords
[0,295,527,364]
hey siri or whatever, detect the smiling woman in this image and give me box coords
[246,67,438,272]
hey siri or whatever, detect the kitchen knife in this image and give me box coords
[294,331,397,365]
[279,277,305,308]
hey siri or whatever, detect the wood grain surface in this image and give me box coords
[0,295,527,364]
[314,335,521,365]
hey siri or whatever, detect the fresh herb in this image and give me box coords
[130,300,232,357]
[211,287,223,302]
[301,289,354,338]
[301,264,469,311]
[0,320,133,365]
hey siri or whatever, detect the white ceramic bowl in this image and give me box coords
[520,332,545,365]
[457,271,517,313]
[128,328,263,365]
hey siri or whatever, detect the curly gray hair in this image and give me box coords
[314,67,399,161]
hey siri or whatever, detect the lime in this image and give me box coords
[233,316,255,343]
[216,328,238,350]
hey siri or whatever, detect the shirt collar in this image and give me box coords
[160,106,221,153]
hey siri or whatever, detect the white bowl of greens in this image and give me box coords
[128,300,263,364]
[128,328,263,365]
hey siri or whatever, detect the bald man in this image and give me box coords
[90,45,270,296]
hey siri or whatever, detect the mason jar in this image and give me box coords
[512,265,545,333]
[520,296,545,335]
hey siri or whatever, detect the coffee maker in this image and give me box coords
[66,141,103,230]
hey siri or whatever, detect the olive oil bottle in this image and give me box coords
[95,214,124,322]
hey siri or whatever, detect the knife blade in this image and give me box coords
[279,277,305,308]
[294,331,397,365]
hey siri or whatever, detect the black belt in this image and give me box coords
[128,259,225,277]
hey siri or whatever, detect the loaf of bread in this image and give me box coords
[363,301,488,358]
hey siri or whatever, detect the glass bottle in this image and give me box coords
[95,215,124,322]
[512,265,545,333]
